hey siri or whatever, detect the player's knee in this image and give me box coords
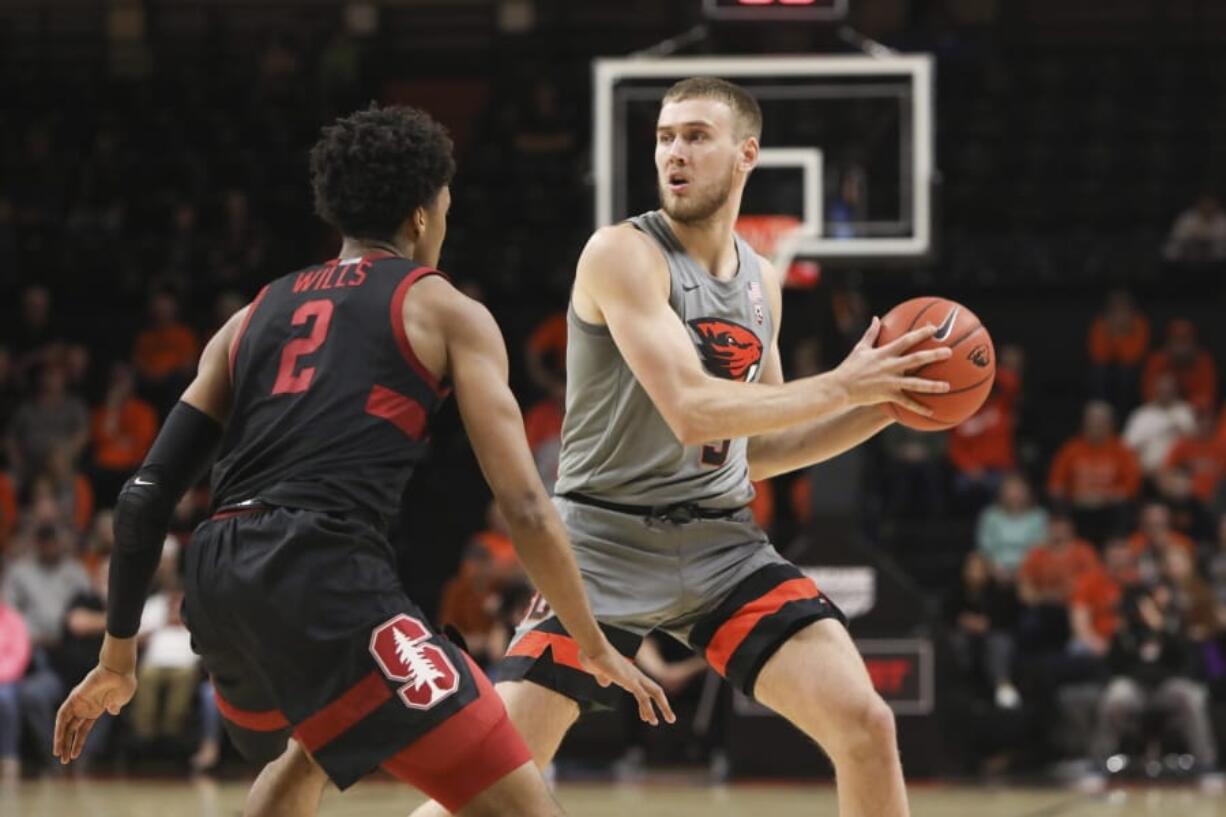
[826,693,897,762]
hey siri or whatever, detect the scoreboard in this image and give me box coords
[702,0,849,21]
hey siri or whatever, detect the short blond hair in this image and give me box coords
[662,77,763,140]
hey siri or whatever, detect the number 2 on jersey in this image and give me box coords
[272,299,334,395]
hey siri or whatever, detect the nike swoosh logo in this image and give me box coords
[933,306,960,342]
[133,477,155,486]
[682,283,701,292]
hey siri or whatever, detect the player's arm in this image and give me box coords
[575,226,950,446]
[431,285,673,725]
[55,308,245,763]
[745,258,893,481]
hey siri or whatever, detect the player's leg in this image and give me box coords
[408,679,580,817]
[752,620,908,817]
[242,739,329,817]
[683,555,902,817]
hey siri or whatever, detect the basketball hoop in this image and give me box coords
[735,214,821,288]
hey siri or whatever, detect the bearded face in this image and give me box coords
[658,157,737,224]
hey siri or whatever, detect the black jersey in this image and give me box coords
[211,253,448,532]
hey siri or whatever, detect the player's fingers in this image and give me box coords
[633,684,659,726]
[895,346,951,371]
[890,393,936,417]
[644,678,675,724]
[854,316,881,351]
[896,376,950,394]
[71,718,96,761]
[881,323,938,355]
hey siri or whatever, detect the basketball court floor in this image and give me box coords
[4,778,1224,817]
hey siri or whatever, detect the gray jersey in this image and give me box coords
[554,210,774,509]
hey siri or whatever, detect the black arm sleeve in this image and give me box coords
[107,401,223,638]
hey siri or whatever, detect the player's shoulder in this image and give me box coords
[576,223,667,296]
[581,222,661,268]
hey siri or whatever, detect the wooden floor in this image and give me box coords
[3,778,1225,817]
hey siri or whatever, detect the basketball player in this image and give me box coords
[411,78,951,817]
[52,105,671,817]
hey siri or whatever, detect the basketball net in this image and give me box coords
[735,215,821,288]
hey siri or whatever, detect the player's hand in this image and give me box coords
[53,663,137,764]
[833,318,952,416]
[579,645,676,726]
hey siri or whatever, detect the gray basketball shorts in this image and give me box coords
[496,495,847,709]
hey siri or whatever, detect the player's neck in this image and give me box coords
[338,236,414,261]
[661,207,741,281]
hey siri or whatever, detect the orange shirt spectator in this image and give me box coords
[91,395,157,471]
[134,324,199,382]
[1126,502,1196,560]
[1019,537,1101,603]
[1141,319,1216,410]
[1069,569,1123,642]
[134,291,200,382]
[948,366,1020,475]
[1088,313,1150,366]
[1047,437,1141,505]
[1166,421,1226,502]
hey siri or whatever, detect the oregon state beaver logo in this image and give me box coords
[967,345,991,368]
[688,318,763,382]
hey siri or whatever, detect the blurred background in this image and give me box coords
[3,0,1226,795]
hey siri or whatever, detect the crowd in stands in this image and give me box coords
[944,292,1226,781]
[2,13,1226,784]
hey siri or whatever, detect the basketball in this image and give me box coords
[877,297,996,431]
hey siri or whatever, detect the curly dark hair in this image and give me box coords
[309,105,456,241]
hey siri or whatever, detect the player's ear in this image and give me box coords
[739,136,759,173]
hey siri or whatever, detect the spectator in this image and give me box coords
[437,504,522,666]
[1128,502,1196,583]
[1018,513,1101,606]
[1048,401,1141,544]
[976,472,1049,577]
[1167,409,1226,505]
[90,363,158,503]
[1089,580,1217,777]
[1069,538,1138,657]
[1141,319,1216,411]
[2,523,90,648]
[948,351,1022,510]
[0,561,32,781]
[1162,545,1218,643]
[945,551,1022,709]
[1152,465,1215,543]
[3,524,92,768]
[132,290,200,414]
[211,189,266,287]
[1088,290,1150,415]
[11,285,62,372]
[132,539,200,752]
[1164,193,1226,263]
[41,444,95,534]
[6,363,89,480]
[1122,371,1195,478]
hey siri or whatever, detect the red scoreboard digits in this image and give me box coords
[702,0,848,21]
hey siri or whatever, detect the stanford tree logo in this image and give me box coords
[369,614,460,710]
